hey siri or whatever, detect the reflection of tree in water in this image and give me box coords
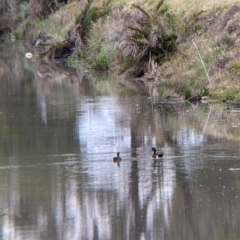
[0,44,33,95]
[2,41,240,239]
[129,161,165,240]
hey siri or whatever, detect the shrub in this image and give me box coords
[223,89,240,100]
[228,61,240,75]
[92,46,110,70]
[115,0,178,64]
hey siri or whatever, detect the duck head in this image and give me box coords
[152,147,156,152]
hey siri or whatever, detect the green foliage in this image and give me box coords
[66,54,81,68]
[223,89,240,100]
[158,3,170,14]
[156,0,164,13]
[10,20,33,40]
[182,86,192,99]
[202,87,209,96]
[228,61,240,75]
[32,18,66,40]
[75,0,111,44]
[92,47,110,70]
[175,60,209,98]
[75,0,94,25]
[19,2,30,21]
[178,10,205,40]
[12,30,21,40]
[88,37,115,71]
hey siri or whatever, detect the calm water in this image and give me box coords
[1,44,240,240]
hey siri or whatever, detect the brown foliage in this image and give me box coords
[29,0,60,18]
[45,26,83,59]
[0,16,12,34]
[221,5,240,30]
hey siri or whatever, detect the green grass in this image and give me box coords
[66,54,82,68]
[32,18,66,40]
[223,89,240,100]
[228,61,240,75]
[92,47,110,70]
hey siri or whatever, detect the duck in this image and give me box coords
[152,147,164,159]
[113,152,122,163]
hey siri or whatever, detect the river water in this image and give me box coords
[1,44,240,240]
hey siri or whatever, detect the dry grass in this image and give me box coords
[50,0,112,37]
[50,2,81,33]
[166,0,239,12]
[49,0,238,36]
[153,1,240,100]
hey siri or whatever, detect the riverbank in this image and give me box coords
[2,0,240,101]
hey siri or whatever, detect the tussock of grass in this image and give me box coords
[50,2,81,32]
[228,60,240,75]
[32,18,66,41]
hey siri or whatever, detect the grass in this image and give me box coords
[228,60,240,75]
[92,47,111,70]
[32,18,66,41]
[224,89,240,100]
[66,54,82,68]
[166,0,238,12]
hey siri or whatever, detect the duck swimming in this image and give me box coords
[113,152,122,163]
[113,152,122,167]
[152,147,164,159]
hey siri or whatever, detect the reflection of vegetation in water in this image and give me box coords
[147,101,240,149]
[198,102,210,113]
[91,72,110,82]
[83,72,140,97]
[66,54,83,68]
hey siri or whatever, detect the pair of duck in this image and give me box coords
[113,147,163,162]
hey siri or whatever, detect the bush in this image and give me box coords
[92,47,110,70]
[113,0,178,64]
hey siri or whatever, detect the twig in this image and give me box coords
[192,39,213,87]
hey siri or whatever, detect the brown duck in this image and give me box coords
[152,147,164,159]
[113,152,122,163]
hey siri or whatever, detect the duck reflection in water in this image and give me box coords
[152,147,164,164]
[113,152,122,167]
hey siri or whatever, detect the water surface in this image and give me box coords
[1,44,240,240]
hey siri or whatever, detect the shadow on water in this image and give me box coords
[1,44,240,239]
